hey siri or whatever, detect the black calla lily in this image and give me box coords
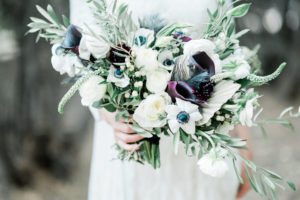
[62,25,82,49]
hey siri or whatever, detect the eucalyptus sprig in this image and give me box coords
[27,5,69,44]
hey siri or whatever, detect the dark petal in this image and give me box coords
[181,36,192,42]
[189,51,215,76]
[187,71,211,90]
[167,81,205,105]
[172,33,192,42]
[61,25,82,49]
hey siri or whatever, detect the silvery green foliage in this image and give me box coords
[27,5,68,44]
[139,14,167,34]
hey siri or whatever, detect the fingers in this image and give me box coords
[115,131,144,144]
[113,122,135,134]
[116,140,139,151]
[236,182,251,199]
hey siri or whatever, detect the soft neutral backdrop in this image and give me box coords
[0,0,299,199]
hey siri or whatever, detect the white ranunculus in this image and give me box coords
[133,92,171,129]
[146,68,171,93]
[80,25,110,59]
[134,47,159,72]
[107,66,130,88]
[197,148,229,178]
[166,98,203,135]
[222,49,251,80]
[51,44,82,77]
[134,28,155,47]
[79,75,107,106]
[184,39,222,74]
[239,97,257,127]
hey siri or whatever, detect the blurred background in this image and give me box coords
[0,0,299,199]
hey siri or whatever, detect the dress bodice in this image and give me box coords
[70,0,218,37]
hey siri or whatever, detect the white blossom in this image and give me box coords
[79,75,106,106]
[146,68,171,93]
[133,47,159,72]
[134,28,155,47]
[197,148,229,178]
[133,92,171,129]
[107,66,130,88]
[166,98,202,134]
[51,44,82,77]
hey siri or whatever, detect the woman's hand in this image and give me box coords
[232,126,253,199]
[99,108,144,151]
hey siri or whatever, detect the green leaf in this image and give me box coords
[244,166,260,193]
[263,175,276,191]
[227,23,235,37]
[36,5,56,24]
[227,3,251,18]
[286,180,296,191]
[62,15,70,27]
[261,168,282,180]
[104,104,117,112]
[157,23,191,38]
[233,159,244,184]
[47,5,61,26]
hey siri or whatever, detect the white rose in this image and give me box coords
[79,75,107,106]
[146,68,171,93]
[80,25,110,59]
[184,39,222,74]
[134,47,159,72]
[197,148,229,178]
[133,92,171,128]
[51,44,82,77]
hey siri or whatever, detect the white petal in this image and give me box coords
[166,105,181,119]
[181,120,195,135]
[190,111,203,121]
[168,119,180,133]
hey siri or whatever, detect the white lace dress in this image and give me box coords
[70,0,240,199]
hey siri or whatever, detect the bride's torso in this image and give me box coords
[70,0,218,37]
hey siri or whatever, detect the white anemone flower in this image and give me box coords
[134,28,155,47]
[158,50,176,70]
[166,98,202,134]
[197,148,229,178]
[107,66,130,88]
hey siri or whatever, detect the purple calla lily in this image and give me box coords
[61,25,82,54]
[189,51,215,76]
[167,81,206,105]
[167,51,216,104]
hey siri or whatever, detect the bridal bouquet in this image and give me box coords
[28,0,298,199]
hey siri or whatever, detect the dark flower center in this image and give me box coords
[134,36,147,46]
[176,111,190,124]
[163,59,175,66]
[114,68,124,79]
[196,81,215,100]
